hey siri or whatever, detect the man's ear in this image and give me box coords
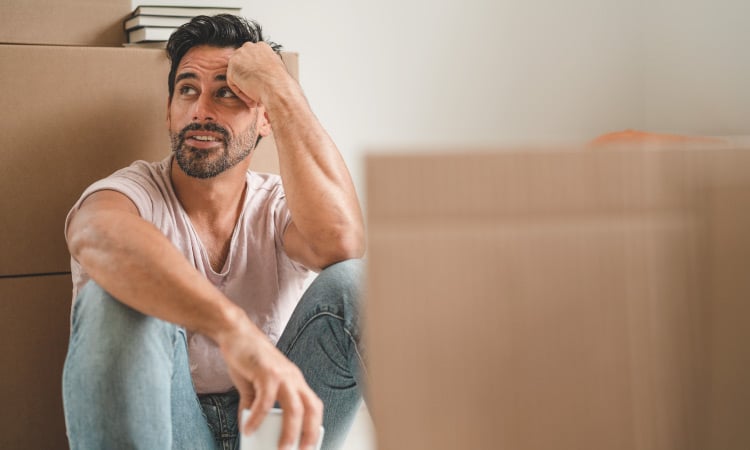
[257,109,272,137]
[166,96,172,129]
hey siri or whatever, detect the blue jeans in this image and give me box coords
[63,260,366,450]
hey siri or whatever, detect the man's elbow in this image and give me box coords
[335,231,366,260]
[67,230,85,261]
[316,230,366,269]
[66,214,106,263]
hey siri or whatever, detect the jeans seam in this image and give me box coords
[286,311,366,379]
[344,327,369,381]
[286,311,345,352]
[201,394,236,450]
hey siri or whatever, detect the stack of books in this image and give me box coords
[125,3,242,46]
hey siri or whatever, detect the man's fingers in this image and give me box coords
[235,383,255,428]
[237,395,253,430]
[221,336,323,447]
[244,382,278,435]
[227,41,290,108]
[226,78,259,108]
[278,390,304,450]
[298,392,324,449]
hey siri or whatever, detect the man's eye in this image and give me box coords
[179,85,197,95]
[217,87,238,99]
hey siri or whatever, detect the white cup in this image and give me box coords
[239,408,324,450]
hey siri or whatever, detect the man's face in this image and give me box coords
[167,45,269,179]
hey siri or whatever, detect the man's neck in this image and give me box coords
[170,156,250,223]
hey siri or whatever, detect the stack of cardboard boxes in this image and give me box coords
[0,2,296,447]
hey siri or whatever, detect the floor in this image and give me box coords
[340,404,376,449]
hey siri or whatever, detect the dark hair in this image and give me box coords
[166,14,282,100]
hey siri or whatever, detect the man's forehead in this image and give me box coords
[176,45,235,77]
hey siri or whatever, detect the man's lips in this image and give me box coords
[186,130,223,140]
[177,122,230,150]
[184,131,225,149]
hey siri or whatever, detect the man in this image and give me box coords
[62,15,366,450]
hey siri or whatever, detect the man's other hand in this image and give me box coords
[217,316,323,450]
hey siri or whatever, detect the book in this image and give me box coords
[132,6,242,18]
[128,26,178,43]
[125,15,192,31]
[133,0,243,7]
[123,41,168,49]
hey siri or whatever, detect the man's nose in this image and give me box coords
[192,92,216,121]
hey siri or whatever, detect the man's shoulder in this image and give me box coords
[88,155,173,208]
[99,156,173,196]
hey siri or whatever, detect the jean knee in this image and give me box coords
[315,259,364,302]
[73,281,137,334]
[298,259,363,334]
[70,281,181,358]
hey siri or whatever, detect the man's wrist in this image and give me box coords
[208,300,254,347]
[263,86,310,139]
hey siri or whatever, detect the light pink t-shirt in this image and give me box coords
[65,155,312,393]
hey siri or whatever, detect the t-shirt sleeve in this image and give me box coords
[64,161,160,250]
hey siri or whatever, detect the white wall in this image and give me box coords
[241,0,750,196]
[642,0,750,136]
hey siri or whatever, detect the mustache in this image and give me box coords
[177,122,231,143]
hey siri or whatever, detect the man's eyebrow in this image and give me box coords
[175,72,198,84]
[175,72,227,83]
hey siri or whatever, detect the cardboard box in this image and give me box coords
[0,274,72,449]
[0,45,170,276]
[0,44,296,276]
[365,148,750,450]
[0,0,132,46]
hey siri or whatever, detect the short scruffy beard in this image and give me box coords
[170,121,257,179]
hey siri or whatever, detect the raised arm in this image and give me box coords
[227,43,365,271]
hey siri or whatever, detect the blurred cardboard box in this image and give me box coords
[366,147,750,450]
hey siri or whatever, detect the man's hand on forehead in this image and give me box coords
[226,42,290,109]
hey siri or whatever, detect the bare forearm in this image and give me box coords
[265,85,365,259]
[68,209,251,344]
[225,42,365,266]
